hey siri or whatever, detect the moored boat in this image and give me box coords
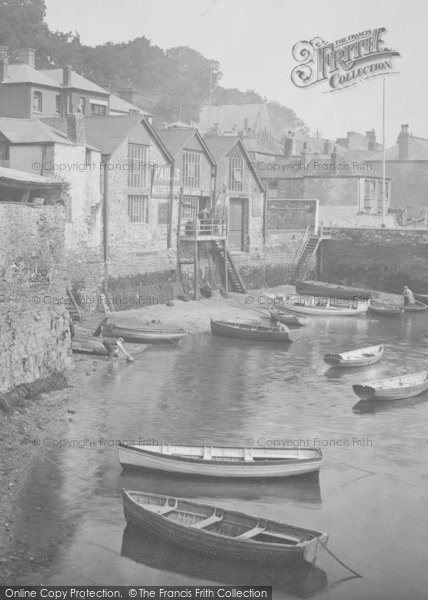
[122,490,329,564]
[281,296,368,317]
[269,307,309,327]
[352,370,428,401]
[101,322,187,344]
[368,302,404,317]
[210,319,300,342]
[402,300,427,313]
[324,344,384,368]
[118,443,323,478]
[71,334,110,356]
[295,280,372,300]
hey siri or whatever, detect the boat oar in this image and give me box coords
[116,338,134,362]
[93,316,109,337]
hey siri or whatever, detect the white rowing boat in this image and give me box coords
[352,371,428,401]
[118,443,323,478]
[324,344,384,368]
[122,490,328,564]
[281,296,368,317]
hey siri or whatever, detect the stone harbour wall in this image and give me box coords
[319,227,428,293]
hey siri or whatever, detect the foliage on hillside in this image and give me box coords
[0,0,307,134]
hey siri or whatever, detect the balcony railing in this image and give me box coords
[179,217,226,240]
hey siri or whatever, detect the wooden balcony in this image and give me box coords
[179,217,227,241]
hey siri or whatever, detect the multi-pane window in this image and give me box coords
[128,143,149,188]
[181,197,198,220]
[33,91,42,113]
[364,179,376,198]
[228,157,243,191]
[91,103,107,116]
[183,151,201,188]
[128,195,149,223]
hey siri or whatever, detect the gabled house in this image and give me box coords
[205,136,265,253]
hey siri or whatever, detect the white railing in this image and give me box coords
[179,218,226,238]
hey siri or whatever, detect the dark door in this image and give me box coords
[229,199,245,250]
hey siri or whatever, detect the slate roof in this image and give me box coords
[1,64,61,88]
[156,128,215,164]
[371,136,428,161]
[0,165,64,187]
[109,93,148,115]
[0,117,72,145]
[39,68,109,95]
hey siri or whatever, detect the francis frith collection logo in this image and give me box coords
[291,27,400,92]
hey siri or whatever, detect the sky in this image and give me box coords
[44,0,428,146]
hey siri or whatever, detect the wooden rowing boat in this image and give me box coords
[402,300,427,313]
[352,370,428,401]
[269,307,309,327]
[368,302,404,317]
[121,525,328,596]
[210,319,300,342]
[295,280,372,300]
[324,344,384,368]
[122,490,328,564]
[118,443,323,478]
[281,296,368,317]
[414,292,428,304]
[101,322,187,344]
[71,335,111,356]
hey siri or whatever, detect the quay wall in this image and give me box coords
[0,203,71,394]
[318,228,428,293]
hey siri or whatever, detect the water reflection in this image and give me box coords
[353,394,428,414]
[118,470,322,506]
[121,525,328,598]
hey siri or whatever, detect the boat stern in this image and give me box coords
[324,353,341,366]
[352,384,375,400]
[303,533,329,564]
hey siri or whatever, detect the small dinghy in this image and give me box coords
[368,303,404,317]
[402,301,427,313]
[71,335,110,356]
[269,307,309,327]
[324,344,384,368]
[122,490,328,564]
[352,371,428,401]
[210,319,300,343]
[118,443,323,478]
[101,322,187,344]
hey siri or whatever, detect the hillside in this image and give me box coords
[0,0,307,134]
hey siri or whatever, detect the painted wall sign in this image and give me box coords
[291,28,400,92]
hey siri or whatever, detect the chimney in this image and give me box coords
[0,46,8,83]
[323,140,332,155]
[67,113,86,146]
[366,129,377,151]
[331,146,338,168]
[283,131,294,159]
[301,142,308,164]
[63,65,72,86]
[397,124,410,160]
[16,48,35,69]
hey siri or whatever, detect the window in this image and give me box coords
[91,103,107,116]
[55,95,62,116]
[128,195,148,222]
[228,156,243,191]
[183,151,201,188]
[79,97,86,114]
[364,179,376,198]
[181,197,198,220]
[128,143,149,188]
[33,91,42,113]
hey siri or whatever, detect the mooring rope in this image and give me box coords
[317,538,363,579]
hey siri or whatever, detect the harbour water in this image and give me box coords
[12,313,428,599]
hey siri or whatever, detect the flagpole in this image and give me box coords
[381,75,386,227]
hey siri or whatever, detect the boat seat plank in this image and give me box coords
[155,500,178,515]
[237,525,265,539]
[191,512,223,529]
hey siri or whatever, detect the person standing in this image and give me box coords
[402,285,415,306]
